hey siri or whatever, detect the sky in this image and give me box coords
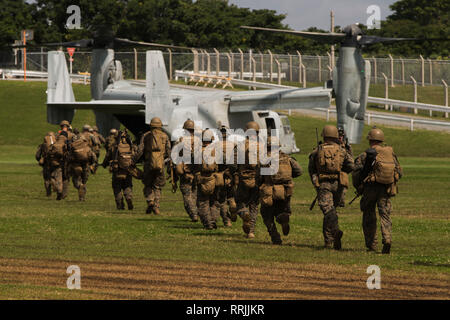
[228,0,397,30]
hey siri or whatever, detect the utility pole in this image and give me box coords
[330,11,335,69]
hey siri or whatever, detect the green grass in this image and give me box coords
[0,80,449,299]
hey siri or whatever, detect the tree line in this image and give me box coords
[0,0,448,58]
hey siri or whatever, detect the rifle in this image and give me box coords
[309,194,318,211]
[349,149,378,205]
[348,193,360,205]
[309,128,321,211]
[170,160,177,193]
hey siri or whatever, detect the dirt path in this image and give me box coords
[0,257,448,299]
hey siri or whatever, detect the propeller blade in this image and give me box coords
[358,35,418,45]
[114,38,194,50]
[241,26,346,44]
[43,39,94,48]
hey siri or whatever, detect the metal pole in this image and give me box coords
[289,54,292,82]
[411,76,418,114]
[268,50,273,82]
[168,49,172,80]
[251,57,256,90]
[317,54,321,83]
[238,48,244,79]
[330,10,335,69]
[226,53,232,78]
[302,64,306,88]
[275,59,281,85]
[373,57,377,84]
[420,55,425,87]
[441,79,448,118]
[382,72,388,110]
[428,58,432,85]
[134,48,138,80]
[389,54,394,87]
[192,49,199,74]
[258,50,263,79]
[400,58,405,85]
[327,66,332,80]
[297,51,302,84]
[205,50,211,75]
[40,47,44,72]
[213,48,220,76]
[23,30,26,82]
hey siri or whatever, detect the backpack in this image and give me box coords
[41,134,55,157]
[71,137,90,163]
[144,130,166,171]
[316,143,343,175]
[117,140,133,169]
[271,153,292,184]
[201,145,218,175]
[371,145,395,184]
[47,137,66,166]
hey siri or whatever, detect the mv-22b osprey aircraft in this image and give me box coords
[45,24,426,151]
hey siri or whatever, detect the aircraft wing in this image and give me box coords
[226,87,332,112]
[47,100,145,114]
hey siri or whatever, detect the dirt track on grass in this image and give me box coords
[0,257,448,299]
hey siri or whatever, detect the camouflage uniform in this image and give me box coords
[35,134,54,197]
[308,126,354,249]
[194,129,220,229]
[135,118,171,214]
[82,125,99,174]
[173,121,199,222]
[337,130,352,207]
[260,145,303,245]
[68,131,97,201]
[102,131,135,210]
[56,121,74,199]
[353,128,403,253]
[235,121,261,238]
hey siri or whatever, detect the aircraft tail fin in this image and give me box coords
[145,50,173,126]
[46,51,75,125]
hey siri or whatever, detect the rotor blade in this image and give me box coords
[241,26,346,44]
[114,38,194,50]
[43,39,94,48]
[359,35,450,45]
[358,35,418,45]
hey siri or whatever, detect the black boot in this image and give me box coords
[126,199,134,210]
[382,243,391,254]
[333,230,343,250]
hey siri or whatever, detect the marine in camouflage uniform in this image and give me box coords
[68,128,97,201]
[83,125,100,174]
[308,125,354,250]
[102,130,134,210]
[173,120,199,222]
[90,126,105,174]
[56,120,74,199]
[35,132,56,197]
[215,125,236,227]
[259,136,303,245]
[353,127,403,254]
[104,128,118,152]
[193,129,220,230]
[337,127,352,207]
[234,121,262,239]
[135,117,171,215]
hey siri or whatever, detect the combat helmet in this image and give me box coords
[150,117,162,128]
[110,128,118,135]
[367,127,384,142]
[82,124,91,132]
[60,120,70,128]
[202,128,215,144]
[321,125,339,139]
[93,125,99,132]
[183,119,195,130]
[245,121,260,131]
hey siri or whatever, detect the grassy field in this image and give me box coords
[0,80,449,299]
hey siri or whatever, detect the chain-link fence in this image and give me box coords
[2,49,450,86]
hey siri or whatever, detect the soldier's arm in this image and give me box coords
[134,133,146,163]
[99,134,106,145]
[393,153,403,179]
[164,134,171,160]
[290,156,303,178]
[341,149,355,173]
[35,144,43,161]
[308,150,319,187]
[352,153,366,189]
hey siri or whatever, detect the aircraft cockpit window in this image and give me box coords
[281,117,291,134]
